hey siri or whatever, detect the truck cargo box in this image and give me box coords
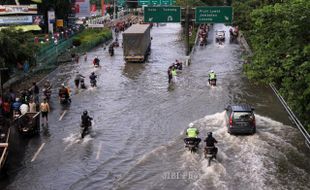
[123,24,151,62]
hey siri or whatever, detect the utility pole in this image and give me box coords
[113,0,116,19]
[185,5,190,55]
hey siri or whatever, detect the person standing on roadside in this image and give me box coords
[167,66,173,84]
[40,98,50,126]
[32,82,40,105]
[29,99,37,113]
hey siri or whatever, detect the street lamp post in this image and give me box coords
[185,1,190,55]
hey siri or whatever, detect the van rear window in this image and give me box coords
[233,112,253,121]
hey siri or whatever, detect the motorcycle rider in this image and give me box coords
[93,56,100,67]
[81,110,92,138]
[109,44,114,56]
[204,132,218,158]
[89,72,97,87]
[184,123,201,147]
[74,71,85,88]
[208,70,217,85]
[81,110,92,127]
[42,80,52,101]
[58,83,71,103]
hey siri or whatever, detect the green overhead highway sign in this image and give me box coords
[138,0,149,6]
[138,0,176,6]
[144,7,181,23]
[150,0,161,5]
[195,6,232,24]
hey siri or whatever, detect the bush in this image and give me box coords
[72,38,81,47]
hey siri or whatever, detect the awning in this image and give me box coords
[0,25,42,32]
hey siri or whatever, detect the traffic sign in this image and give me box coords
[144,7,181,23]
[138,0,149,6]
[150,0,160,5]
[195,6,232,24]
[138,0,176,6]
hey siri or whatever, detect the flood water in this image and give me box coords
[1,24,309,190]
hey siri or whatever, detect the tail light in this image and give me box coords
[229,114,233,127]
[251,116,256,126]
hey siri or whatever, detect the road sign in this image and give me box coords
[195,6,232,24]
[138,0,149,6]
[138,0,176,6]
[144,7,181,23]
[150,0,160,5]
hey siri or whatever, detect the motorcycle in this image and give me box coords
[204,146,217,166]
[184,139,199,153]
[59,94,70,105]
[81,121,92,138]
[209,79,216,86]
[94,62,100,68]
[109,48,114,56]
[90,79,97,87]
[80,78,86,89]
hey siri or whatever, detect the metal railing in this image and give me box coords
[270,83,310,147]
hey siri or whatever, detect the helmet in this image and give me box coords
[210,70,214,73]
[189,123,194,128]
[91,72,95,75]
[95,56,98,59]
[61,83,65,87]
[83,110,88,115]
[208,132,213,136]
[15,98,20,102]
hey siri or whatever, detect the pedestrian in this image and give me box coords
[84,52,87,62]
[40,98,50,126]
[167,66,173,84]
[29,99,37,113]
[32,82,40,105]
[2,100,10,118]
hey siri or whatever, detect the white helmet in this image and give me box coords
[189,123,194,128]
[210,70,214,73]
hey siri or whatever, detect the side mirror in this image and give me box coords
[251,107,255,111]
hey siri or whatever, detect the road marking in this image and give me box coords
[59,110,67,121]
[31,143,46,162]
[96,142,103,160]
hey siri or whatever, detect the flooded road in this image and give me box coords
[1,24,309,190]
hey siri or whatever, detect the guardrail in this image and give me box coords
[270,83,310,148]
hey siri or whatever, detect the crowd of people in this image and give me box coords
[0,82,51,126]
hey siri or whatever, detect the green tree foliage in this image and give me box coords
[0,29,37,69]
[234,0,310,130]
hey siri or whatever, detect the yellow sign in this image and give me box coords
[56,19,64,27]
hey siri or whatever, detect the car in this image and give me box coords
[215,30,225,42]
[225,104,256,135]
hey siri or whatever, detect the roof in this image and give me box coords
[123,24,150,34]
[231,104,253,112]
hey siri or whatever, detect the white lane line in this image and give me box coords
[96,142,103,160]
[59,110,67,121]
[31,143,46,162]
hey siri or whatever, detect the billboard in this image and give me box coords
[0,15,44,25]
[0,16,32,25]
[75,0,90,18]
[0,5,38,15]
